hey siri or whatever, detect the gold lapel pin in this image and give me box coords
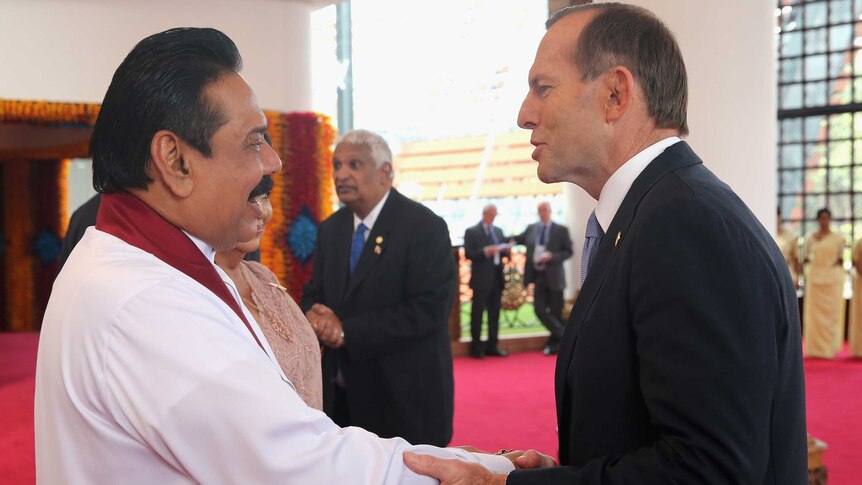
[375,236,383,244]
[614,231,622,247]
[374,245,382,255]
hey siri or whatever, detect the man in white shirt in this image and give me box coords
[35,28,514,484]
[406,4,807,484]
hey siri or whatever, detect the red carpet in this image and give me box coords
[1,333,860,483]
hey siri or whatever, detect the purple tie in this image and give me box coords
[580,211,604,286]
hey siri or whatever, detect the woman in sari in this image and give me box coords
[803,208,847,359]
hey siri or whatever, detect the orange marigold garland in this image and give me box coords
[4,161,35,331]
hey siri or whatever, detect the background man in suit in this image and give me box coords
[406,3,807,483]
[514,201,572,355]
[302,129,457,447]
[464,204,509,358]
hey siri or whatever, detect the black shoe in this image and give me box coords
[485,346,509,357]
[469,346,485,359]
[543,344,558,356]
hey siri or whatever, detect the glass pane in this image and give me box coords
[855,77,862,102]
[780,6,801,31]
[854,140,862,165]
[830,194,853,219]
[805,80,828,106]
[781,194,804,221]
[805,142,828,167]
[805,194,827,219]
[830,24,854,52]
[829,140,853,166]
[805,115,827,141]
[806,54,828,80]
[784,118,804,143]
[830,77,853,104]
[853,167,862,191]
[806,3,828,28]
[830,112,854,139]
[829,51,850,77]
[854,194,862,218]
[829,167,852,192]
[781,83,804,109]
[856,0,862,18]
[781,169,804,193]
[782,31,803,57]
[782,58,803,82]
[781,84,802,109]
[782,143,805,168]
[805,27,828,55]
[832,0,854,23]
[805,167,827,193]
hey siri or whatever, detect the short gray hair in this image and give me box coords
[337,129,395,179]
[547,3,688,136]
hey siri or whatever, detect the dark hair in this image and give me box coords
[547,3,689,136]
[248,175,274,201]
[816,208,832,219]
[90,27,243,193]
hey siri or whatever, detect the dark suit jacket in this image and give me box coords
[514,222,573,291]
[509,142,807,484]
[464,223,505,290]
[301,189,456,446]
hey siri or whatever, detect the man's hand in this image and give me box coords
[536,251,553,264]
[484,245,501,256]
[403,452,507,485]
[305,304,344,348]
[512,449,557,469]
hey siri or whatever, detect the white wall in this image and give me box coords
[0,0,315,112]
[563,0,776,295]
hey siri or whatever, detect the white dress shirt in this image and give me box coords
[34,226,513,484]
[353,189,391,240]
[594,137,681,232]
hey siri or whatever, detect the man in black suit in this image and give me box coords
[514,201,572,356]
[302,129,456,447]
[464,204,509,358]
[405,4,807,483]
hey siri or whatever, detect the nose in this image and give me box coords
[262,143,282,174]
[517,93,538,130]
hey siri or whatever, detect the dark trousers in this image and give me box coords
[470,271,503,349]
[533,272,565,344]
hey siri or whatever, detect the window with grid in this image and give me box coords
[777,0,862,250]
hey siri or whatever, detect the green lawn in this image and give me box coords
[459,301,550,338]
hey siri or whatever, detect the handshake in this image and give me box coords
[404,446,558,484]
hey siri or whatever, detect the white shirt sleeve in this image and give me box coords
[101,282,513,484]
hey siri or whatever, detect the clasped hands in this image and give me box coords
[404,446,557,485]
[305,303,344,348]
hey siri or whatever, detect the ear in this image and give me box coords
[604,66,635,123]
[149,130,194,198]
[380,162,393,182]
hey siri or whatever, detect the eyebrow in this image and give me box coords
[248,125,268,138]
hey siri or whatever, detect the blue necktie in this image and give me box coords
[580,211,604,286]
[488,226,499,244]
[538,224,548,245]
[349,223,367,276]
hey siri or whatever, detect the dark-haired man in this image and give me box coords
[35,28,513,484]
[406,4,807,484]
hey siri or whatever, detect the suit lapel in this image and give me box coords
[343,190,400,300]
[554,141,703,415]
[333,210,354,304]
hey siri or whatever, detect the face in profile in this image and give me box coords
[184,72,282,251]
[332,142,390,214]
[517,12,606,187]
[236,192,274,254]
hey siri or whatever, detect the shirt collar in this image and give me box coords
[182,230,217,263]
[353,189,391,231]
[595,137,681,231]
